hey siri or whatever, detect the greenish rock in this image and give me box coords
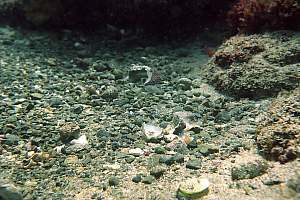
[177,77,193,91]
[125,156,135,163]
[48,97,64,108]
[108,176,120,186]
[30,93,43,100]
[132,174,142,183]
[202,31,300,98]
[144,85,163,94]
[100,183,108,191]
[196,144,219,156]
[187,138,198,149]
[59,122,80,142]
[154,146,166,154]
[215,111,231,123]
[150,166,166,179]
[231,160,269,180]
[112,68,124,80]
[141,175,156,184]
[25,103,34,111]
[183,105,194,112]
[173,120,186,136]
[159,155,175,165]
[287,173,300,193]
[172,153,185,163]
[72,105,83,114]
[186,159,202,170]
[4,134,19,145]
[100,86,118,100]
[0,181,23,200]
[94,62,111,72]
[263,178,283,186]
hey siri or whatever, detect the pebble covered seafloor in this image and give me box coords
[0,26,299,200]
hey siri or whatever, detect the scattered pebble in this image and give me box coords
[142,175,156,184]
[129,148,144,157]
[186,159,202,170]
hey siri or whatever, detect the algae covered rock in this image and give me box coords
[0,180,23,200]
[202,31,300,98]
[231,159,269,180]
[287,173,300,194]
[256,89,300,163]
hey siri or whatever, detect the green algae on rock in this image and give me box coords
[202,31,300,98]
[231,159,269,180]
[256,88,300,163]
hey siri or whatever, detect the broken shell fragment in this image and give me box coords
[178,178,210,199]
[143,123,163,142]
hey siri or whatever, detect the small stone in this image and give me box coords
[3,134,19,145]
[25,103,34,111]
[173,153,185,163]
[72,105,83,114]
[59,122,80,142]
[141,175,156,184]
[215,111,231,123]
[287,173,300,193]
[173,121,186,136]
[263,177,283,186]
[186,159,202,170]
[30,93,43,100]
[196,144,219,156]
[150,166,166,179]
[177,78,193,90]
[163,134,177,143]
[108,176,120,186]
[94,62,111,72]
[0,180,23,200]
[74,57,90,70]
[64,155,79,165]
[102,164,121,170]
[159,155,175,165]
[129,148,144,156]
[231,159,269,180]
[48,97,64,108]
[154,146,166,154]
[125,156,135,163]
[132,174,142,183]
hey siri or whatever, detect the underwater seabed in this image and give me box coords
[0,25,299,200]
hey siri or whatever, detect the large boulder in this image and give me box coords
[256,88,300,163]
[202,31,300,98]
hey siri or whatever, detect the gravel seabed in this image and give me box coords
[0,25,299,200]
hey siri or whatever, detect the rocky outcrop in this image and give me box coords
[202,31,300,98]
[256,88,300,163]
